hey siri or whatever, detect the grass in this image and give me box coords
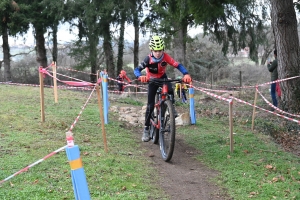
[177,110,300,199]
[1,84,300,200]
[0,85,167,200]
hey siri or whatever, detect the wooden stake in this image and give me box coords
[179,83,182,99]
[229,98,234,153]
[251,86,258,131]
[39,67,45,122]
[53,62,58,103]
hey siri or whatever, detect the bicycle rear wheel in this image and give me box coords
[159,99,176,162]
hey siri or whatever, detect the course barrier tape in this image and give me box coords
[0,81,94,91]
[192,79,256,89]
[257,75,300,87]
[193,75,300,90]
[256,88,300,118]
[108,90,147,94]
[0,81,50,88]
[0,145,67,185]
[229,96,300,124]
[62,67,97,76]
[68,85,97,132]
[197,86,233,93]
[45,70,96,87]
[192,85,232,103]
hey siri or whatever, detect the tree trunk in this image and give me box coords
[173,23,187,77]
[52,24,58,63]
[133,4,139,69]
[271,0,300,114]
[2,25,11,81]
[260,48,273,66]
[102,22,115,79]
[88,33,98,83]
[34,24,48,68]
[34,24,49,85]
[117,10,126,74]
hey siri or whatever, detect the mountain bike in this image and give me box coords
[147,78,183,162]
[176,84,188,103]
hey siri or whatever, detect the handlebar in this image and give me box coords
[138,77,188,84]
[149,78,183,84]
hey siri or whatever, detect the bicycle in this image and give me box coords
[145,78,183,162]
[176,83,188,103]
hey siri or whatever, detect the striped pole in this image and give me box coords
[66,143,91,200]
[100,72,109,124]
[189,87,196,124]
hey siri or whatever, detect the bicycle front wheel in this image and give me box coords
[150,106,159,144]
[159,99,176,162]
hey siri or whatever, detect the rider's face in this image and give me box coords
[152,50,163,59]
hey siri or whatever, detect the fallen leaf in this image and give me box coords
[272,177,278,182]
[10,182,14,187]
[265,165,273,169]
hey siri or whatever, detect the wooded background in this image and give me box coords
[1,0,300,114]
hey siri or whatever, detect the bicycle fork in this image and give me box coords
[150,103,160,130]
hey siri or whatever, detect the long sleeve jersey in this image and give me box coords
[134,52,188,79]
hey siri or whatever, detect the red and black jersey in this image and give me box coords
[136,53,179,79]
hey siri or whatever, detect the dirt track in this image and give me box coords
[132,125,232,200]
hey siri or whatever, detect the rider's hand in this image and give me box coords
[139,76,149,83]
[183,74,192,83]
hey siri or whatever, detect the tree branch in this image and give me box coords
[10,48,35,57]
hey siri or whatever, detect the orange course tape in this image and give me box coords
[69,158,83,170]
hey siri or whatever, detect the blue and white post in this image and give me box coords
[100,71,109,124]
[66,132,91,200]
[189,87,196,124]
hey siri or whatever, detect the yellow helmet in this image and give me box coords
[149,36,164,51]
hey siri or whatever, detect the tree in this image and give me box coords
[189,0,267,64]
[116,0,147,75]
[271,0,300,114]
[64,0,104,82]
[0,0,29,81]
[42,0,65,63]
[142,0,195,78]
[186,34,229,82]
[24,0,65,71]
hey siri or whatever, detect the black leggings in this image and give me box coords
[144,81,174,127]
[117,83,124,91]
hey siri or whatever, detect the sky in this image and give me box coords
[3,22,202,47]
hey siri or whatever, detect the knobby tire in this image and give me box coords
[159,99,175,162]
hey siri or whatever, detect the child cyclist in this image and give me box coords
[116,70,132,93]
[133,35,192,142]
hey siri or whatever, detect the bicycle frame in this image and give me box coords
[149,82,171,131]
